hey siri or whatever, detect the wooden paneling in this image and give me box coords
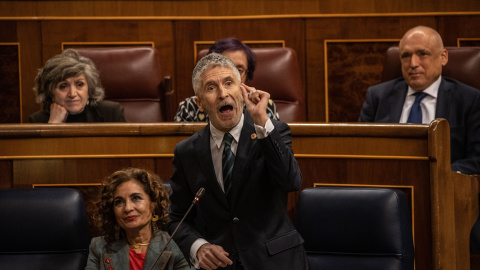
[39,20,174,62]
[437,16,480,45]
[0,160,12,188]
[459,39,480,47]
[325,40,398,122]
[17,21,43,123]
[0,43,20,123]
[0,0,479,17]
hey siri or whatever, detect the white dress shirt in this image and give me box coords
[399,76,441,124]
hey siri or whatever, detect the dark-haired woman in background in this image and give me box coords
[29,49,126,123]
[174,37,279,122]
[85,168,192,270]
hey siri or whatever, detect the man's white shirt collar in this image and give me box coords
[210,113,244,149]
[407,75,442,98]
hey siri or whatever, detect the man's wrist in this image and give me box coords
[254,118,274,138]
[252,115,269,127]
[190,238,209,269]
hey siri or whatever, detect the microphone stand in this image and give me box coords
[156,187,205,263]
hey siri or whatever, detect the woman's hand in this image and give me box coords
[48,103,68,123]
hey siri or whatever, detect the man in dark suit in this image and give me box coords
[168,53,308,270]
[359,25,480,175]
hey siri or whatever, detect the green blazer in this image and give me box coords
[85,231,193,270]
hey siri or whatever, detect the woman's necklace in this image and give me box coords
[129,242,149,249]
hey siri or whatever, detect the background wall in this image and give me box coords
[1,0,479,123]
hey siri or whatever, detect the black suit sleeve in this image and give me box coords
[260,120,302,192]
[450,90,480,174]
[358,86,377,122]
[168,143,204,259]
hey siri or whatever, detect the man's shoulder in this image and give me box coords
[175,125,207,151]
[366,78,407,100]
[443,77,480,96]
[370,77,406,91]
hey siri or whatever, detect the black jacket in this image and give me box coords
[29,100,126,123]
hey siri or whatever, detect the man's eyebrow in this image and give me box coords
[415,49,430,54]
[224,75,235,81]
[204,79,218,86]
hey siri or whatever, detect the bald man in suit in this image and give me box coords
[359,25,480,175]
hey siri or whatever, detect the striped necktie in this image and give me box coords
[222,133,235,195]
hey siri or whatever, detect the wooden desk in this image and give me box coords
[0,119,477,270]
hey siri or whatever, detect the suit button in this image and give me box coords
[107,267,114,270]
[105,258,111,264]
[233,217,239,223]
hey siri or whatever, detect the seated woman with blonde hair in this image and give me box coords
[29,49,126,123]
[85,168,192,270]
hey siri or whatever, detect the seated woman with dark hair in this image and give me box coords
[29,49,126,123]
[174,37,279,122]
[85,168,192,270]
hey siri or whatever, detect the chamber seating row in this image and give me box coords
[77,46,306,123]
[0,186,414,270]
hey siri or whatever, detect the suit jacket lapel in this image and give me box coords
[229,111,256,205]
[193,124,230,208]
[388,80,409,122]
[103,240,129,269]
[435,78,452,118]
[144,233,173,270]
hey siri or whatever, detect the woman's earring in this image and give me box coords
[152,214,159,234]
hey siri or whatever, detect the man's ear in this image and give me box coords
[441,48,448,67]
[194,96,204,112]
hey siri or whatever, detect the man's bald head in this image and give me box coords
[398,25,448,91]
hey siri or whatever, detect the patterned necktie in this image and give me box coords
[222,133,235,195]
[407,92,428,123]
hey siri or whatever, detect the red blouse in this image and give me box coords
[129,248,146,270]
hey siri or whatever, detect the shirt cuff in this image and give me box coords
[190,238,209,269]
[254,118,274,139]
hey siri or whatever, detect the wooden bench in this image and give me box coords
[0,119,477,269]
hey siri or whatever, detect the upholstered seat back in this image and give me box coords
[77,47,167,122]
[382,46,480,90]
[199,47,306,122]
[296,187,414,270]
[0,188,90,270]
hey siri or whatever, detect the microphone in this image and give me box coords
[157,187,205,259]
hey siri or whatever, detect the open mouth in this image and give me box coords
[219,105,233,114]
